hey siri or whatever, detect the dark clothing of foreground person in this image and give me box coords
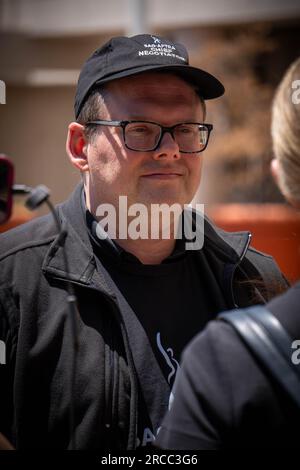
[157,282,300,449]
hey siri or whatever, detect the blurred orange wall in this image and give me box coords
[208,204,300,284]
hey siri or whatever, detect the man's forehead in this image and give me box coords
[106,72,198,101]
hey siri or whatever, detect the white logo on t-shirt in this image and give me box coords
[156,332,180,385]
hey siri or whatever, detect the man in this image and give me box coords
[0,34,287,450]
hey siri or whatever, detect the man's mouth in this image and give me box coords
[141,171,183,179]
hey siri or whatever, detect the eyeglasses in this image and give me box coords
[85,120,213,153]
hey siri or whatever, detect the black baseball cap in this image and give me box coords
[74,34,225,118]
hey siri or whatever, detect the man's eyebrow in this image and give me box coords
[126,114,198,120]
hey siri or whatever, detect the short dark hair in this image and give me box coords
[76,86,109,142]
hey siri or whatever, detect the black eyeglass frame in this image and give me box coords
[85,120,213,153]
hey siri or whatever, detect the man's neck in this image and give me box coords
[114,237,177,264]
[86,189,182,264]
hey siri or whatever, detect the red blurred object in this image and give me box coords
[0,204,35,233]
[0,154,14,224]
[207,203,300,284]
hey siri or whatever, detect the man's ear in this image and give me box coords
[270,158,281,188]
[66,122,89,172]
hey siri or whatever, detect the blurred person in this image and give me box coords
[0,34,287,450]
[156,57,300,450]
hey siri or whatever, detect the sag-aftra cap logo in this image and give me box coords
[151,35,161,44]
[137,36,187,63]
[0,80,6,104]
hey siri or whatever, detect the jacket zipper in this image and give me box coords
[103,311,115,449]
[49,278,138,449]
[93,291,132,448]
[83,286,138,450]
[106,298,138,450]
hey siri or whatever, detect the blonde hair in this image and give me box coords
[271,57,300,202]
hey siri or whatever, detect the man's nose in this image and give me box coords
[152,131,181,160]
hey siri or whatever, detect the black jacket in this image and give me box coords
[156,283,300,449]
[0,183,287,449]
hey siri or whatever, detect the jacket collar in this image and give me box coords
[204,213,251,262]
[42,183,116,296]
[42,182,251,286]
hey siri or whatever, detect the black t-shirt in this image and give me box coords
[156,282,300,449]
[85,209,229,447]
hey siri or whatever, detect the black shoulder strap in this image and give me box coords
[218,305,300,409]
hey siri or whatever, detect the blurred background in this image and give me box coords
[1,0,300,280]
